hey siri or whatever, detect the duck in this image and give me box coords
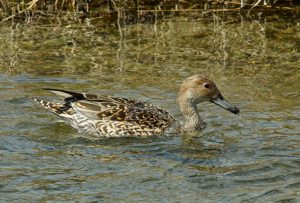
[33,75,239,137]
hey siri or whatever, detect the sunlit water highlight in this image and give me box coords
[0,17,299,202]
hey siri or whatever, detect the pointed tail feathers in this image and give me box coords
[42,88,85,100]
[33,98,66,115]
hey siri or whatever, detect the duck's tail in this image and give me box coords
[33,98,68,115]
[33,97,97,135]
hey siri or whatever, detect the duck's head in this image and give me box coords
[178,75,239,114]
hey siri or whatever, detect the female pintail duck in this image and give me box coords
[34,75,239,137]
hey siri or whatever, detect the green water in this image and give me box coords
[0,17,299,202]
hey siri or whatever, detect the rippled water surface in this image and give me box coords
[0,17,300,202]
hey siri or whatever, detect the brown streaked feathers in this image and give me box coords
[34,88,176,137]
[33,75,239,137]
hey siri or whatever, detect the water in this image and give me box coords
[0,16,300,202]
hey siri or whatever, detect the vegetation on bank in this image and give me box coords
[1,0,299,23]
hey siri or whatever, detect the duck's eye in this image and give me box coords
[203,83,210,89]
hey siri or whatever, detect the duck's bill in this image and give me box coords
[212,95,240,114]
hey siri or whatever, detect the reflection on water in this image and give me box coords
[0,17,299,202]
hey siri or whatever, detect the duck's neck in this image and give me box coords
[177,97,206,132]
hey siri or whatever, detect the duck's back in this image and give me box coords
[34,89,177,137]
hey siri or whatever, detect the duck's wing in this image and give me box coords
[44,88,176,130]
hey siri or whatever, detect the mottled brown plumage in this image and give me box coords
[34,88,176,137]
[33,75,239,137]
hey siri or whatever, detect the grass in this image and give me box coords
[0,0,299,23]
